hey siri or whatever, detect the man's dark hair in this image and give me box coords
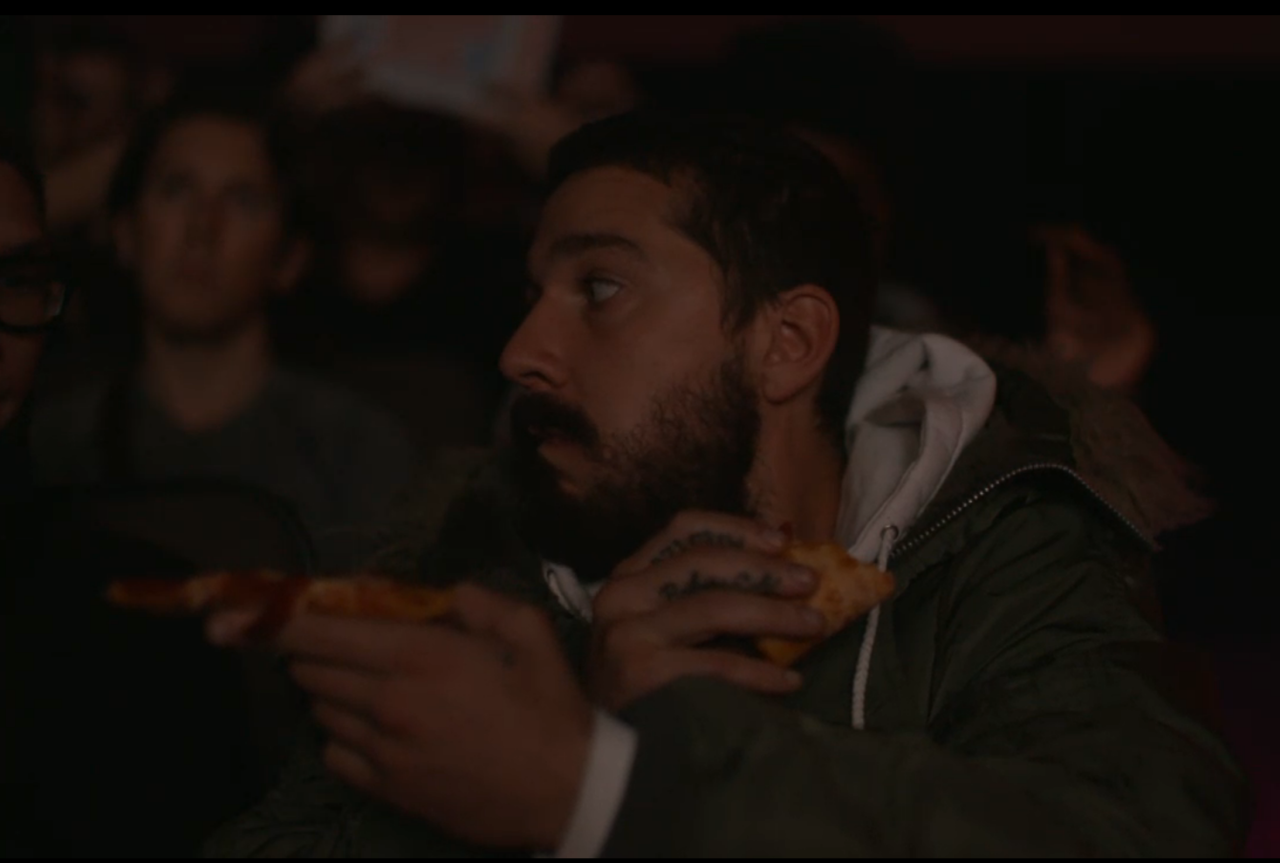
[546,111,878,451]
[106,78,302,235]
[0,125,45,221]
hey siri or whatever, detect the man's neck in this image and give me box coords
[750,414,846,545]
[139,318,274,433]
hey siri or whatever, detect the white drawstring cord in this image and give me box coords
[853,524,898,730]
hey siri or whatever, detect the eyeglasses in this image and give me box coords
[0,245,68,335]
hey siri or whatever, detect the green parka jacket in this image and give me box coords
[205,343,1249,857]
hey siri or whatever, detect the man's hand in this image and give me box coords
[589,512,825,712]
[211,584,593,851]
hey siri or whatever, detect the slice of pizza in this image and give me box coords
[107,571,454,639]
[756,542,896,667]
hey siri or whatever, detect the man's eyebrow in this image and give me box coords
[544,232,647,261]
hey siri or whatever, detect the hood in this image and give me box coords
[829,327,1210,732]
[838,327,1213,564]
[836,327,998,564]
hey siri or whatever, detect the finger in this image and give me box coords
[322,739,379,794]
[618,591,827,649]
[615,648,803,707]
[275,613,424,672]
[313,699,379,752]
[594,549,817,624]
[671,647,804,694]
[290,659,381,711]
[615,511,789,577]
[452,583,562,669]
[206,607,262,647]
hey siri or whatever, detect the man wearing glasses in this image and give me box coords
[0,133,66,487]
[0,128,266,858]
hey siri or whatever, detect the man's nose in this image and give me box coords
[499,299,569,394]
[183,196,224,246]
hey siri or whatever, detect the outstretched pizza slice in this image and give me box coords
[107,571,454,639]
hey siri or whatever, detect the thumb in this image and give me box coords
[206,607,264,647]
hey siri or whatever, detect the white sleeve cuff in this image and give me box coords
[554,709,638,859]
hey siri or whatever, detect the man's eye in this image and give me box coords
[154,175,190,199]
[584,277,622,305]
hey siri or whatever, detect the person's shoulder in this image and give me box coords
[31,377,112,429]
[270,367,416,451]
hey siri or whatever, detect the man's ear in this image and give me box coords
[112,212,137,269]
[273,236,312,297]
[755,285,840,406]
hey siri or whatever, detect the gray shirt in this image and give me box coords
[29,367,421,571]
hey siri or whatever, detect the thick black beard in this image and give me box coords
[507,356,761,583]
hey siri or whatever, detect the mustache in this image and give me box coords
[508,391,600,450]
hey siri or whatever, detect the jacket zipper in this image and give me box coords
[888,462,1153,564]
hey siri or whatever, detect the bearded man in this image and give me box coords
[205,112,1247,857]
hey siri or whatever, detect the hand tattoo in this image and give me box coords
[650,530,745,565]
[658,570,781,601]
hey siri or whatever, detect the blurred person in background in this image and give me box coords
[272,27,642,451]
[0,126,63,490]
[27,83,420,570]
[0,123,266,858]
[284,102,524,454]
[1031,223,1156,396]
[22,19,176,396]
[29,18,174,237]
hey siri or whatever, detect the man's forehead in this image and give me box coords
[151,117,280,190]
[530,166,685,263]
